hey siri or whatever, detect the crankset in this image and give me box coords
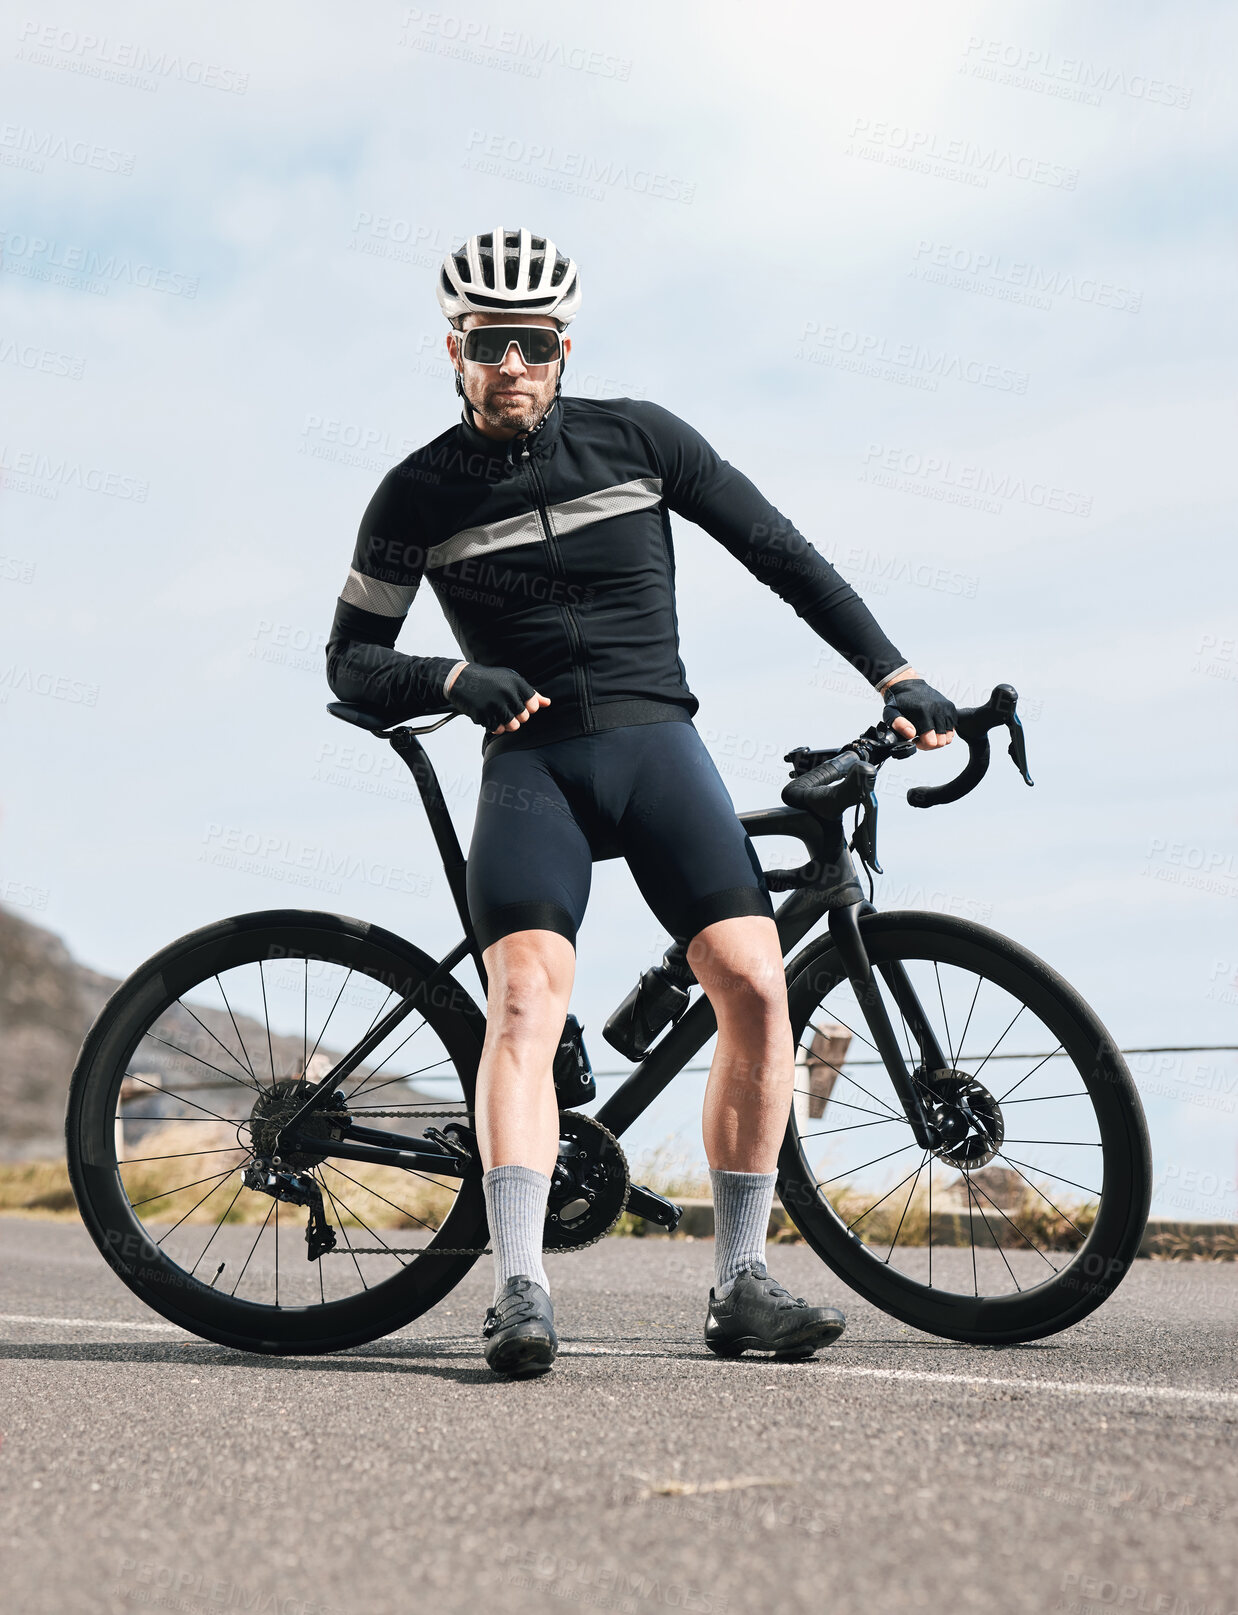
[543,1112,630,1251]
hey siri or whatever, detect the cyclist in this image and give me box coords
[326,228,957,1376]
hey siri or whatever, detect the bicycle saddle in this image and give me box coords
[326,702,394,733]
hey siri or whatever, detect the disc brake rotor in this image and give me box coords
[927,1070,1004,1170]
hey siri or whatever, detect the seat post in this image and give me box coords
[388,730,474,944]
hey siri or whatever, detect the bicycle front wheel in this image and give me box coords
[66,910,488,1355]
[779,911,1151,1344]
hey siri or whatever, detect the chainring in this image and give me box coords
[543,1111,630,1251]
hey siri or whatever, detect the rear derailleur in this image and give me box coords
[242,1159,338,1261]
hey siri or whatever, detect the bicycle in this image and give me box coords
[65,684,1151,1354]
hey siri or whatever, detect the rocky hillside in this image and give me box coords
[0,905,449,1159]
[0,905,117,1157]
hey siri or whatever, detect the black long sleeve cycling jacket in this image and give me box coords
[325,397,909,753]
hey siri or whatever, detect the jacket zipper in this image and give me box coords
[522,444,593,730]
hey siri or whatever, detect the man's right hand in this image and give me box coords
[445,662,550,734]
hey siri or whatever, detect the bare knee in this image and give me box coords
[483,930,574,1043]
[689,917,787,1027]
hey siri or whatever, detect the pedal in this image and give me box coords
[625,1183,683,1232]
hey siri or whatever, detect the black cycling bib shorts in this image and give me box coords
[465,713,774,953]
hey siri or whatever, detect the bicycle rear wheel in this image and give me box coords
[779,911,1151,1343]
[65,910,488,1355]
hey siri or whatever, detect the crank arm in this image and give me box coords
[626,1184,683,1232]
[827,904,941,1150]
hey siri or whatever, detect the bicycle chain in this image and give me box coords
[316,1107,628,1259]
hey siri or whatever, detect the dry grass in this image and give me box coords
[0,1123,459,1235]
[612,1138,712,1236]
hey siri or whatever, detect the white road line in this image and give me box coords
[2,1316,1234,1408]
[0,1312,184,1333]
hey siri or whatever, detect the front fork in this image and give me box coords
[827,903,948,1151]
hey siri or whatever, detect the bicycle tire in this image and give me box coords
[778,911,1152,1344]
[65,910,488,1355]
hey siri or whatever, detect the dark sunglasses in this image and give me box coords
[459,325,564,366]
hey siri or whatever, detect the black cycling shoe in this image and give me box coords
[704,1263,846,1360]
[482,1275,559,1378]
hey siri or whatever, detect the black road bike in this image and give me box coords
[66,686,1151,1355]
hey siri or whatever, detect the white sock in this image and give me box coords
[483,1164,551,1303]
[710,1168,776,1297]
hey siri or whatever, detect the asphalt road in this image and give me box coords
[2,1216,1235,1615]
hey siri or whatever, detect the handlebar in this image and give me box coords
[907,683,1033,809]
[781,683,1034,878]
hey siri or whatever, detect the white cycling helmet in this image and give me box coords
[437,227,581,326]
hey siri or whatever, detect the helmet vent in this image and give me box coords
[550,256,569,287]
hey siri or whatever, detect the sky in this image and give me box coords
[1,0,1234,1218]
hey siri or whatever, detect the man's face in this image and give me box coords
[446,311,571,437]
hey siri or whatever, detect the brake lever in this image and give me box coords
[1006,706,1033,786]
[850,786,883,876]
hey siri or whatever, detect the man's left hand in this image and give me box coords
[880,672,957,750]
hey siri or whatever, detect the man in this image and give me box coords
[326,227,956,1377]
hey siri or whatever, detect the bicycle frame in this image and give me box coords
[280,723,949,1177]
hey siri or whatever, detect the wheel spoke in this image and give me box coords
[954,975,983,1071]
[965,1173,1058,1275]
[969,1003,1027,1083]
[140,1033,262,1098]
[321,1161,439,1237]
[844,1160,928,1233]
[318,1167,408,1266]
[793,1091,899,1124]
[258,960,278,1086]
[798,1117,902,1141]
[189,1181,246,1277]
[962,1171,1026,1290]
[316,1172,368,1291]
[215,975,261,1088]
[175,1000,261,1091]
[304,968,354,1075]
[884,1154,928,1264]
[129,1165,238,1209]
[995,1155,1096,1229]
[1002,1091,1088,1104]
[933,962,955,1068]
[996,1044,1066,1103]
[229,1201,275,1297]
[121,1146,249,1164]
[998,1154,1100,1205]
[817,1140,920,1189]
[153,1170,235,1241]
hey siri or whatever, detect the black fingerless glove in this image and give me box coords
[881,678,958,737]
[445,663,537,730]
